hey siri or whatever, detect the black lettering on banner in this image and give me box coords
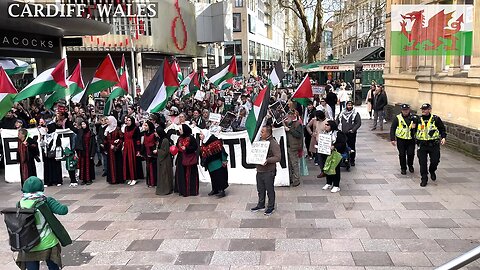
[222,139,239,168]
[3,138,18,165]
[278,136,287,168]
[239,138,256,169]
[61,132,75,147]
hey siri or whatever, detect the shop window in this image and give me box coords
[249,41,256,57]
[233,13,241,32]
[235,0,244,7]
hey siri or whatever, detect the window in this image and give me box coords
[235,0,244,7]
[248,14,256,33]
[233,13,241,32]
[224,40,242,56]
[249,41,256,56]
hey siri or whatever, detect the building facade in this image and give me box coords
[384,0,480,157]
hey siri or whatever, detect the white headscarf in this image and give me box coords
[200,129,212,144]
[104,116,118,136]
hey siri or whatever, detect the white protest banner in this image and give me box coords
[165,125,290,186]
[317,133,332,155]
[1,128,75,183]
[208,113,222,123]
[312,86,325,95]
[194,90,206,101]
[247,141,270,165]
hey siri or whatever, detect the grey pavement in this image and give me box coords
[1,109,480,269]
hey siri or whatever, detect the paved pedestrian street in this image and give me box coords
[1,124,480,270]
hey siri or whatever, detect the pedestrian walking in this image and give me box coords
[390,104,417,175]
[415,103,446,187]
[155,126,174,195]
[175,124,200,197]
[251,125,281,216]
[200,129,229,197]
[337,101,361,166]
[322,120,347,193]
[284,108,303,187]
[371,85,388,131]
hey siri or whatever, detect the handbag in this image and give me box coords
[182,152,198,166]
[323,150,342,175]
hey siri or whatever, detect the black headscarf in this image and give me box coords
[180,124,192,137]
[46,122,56,134]
[126,116,136,131]
[145,120,155,135]
[327,120,338,131]
[156,126,166,142]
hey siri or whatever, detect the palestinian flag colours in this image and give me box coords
[0,67,18,120]
[86,54,119,95]
[104,55,129,115]
[207,56,237,87]
[269,59,285,87]
[245,85,270,142]
[44,60,84,108]
[0,58,29,76]
[292,74,313,106]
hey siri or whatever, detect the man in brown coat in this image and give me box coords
[284,109,303,187]
[251,125,281,216]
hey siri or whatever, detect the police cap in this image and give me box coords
[420,103,432,110]
[400,104,410,110]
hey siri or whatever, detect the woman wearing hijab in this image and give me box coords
[156,126,174,195]
[42,122,63,187]
[200,129,229,197]
[75,119,96,185]
[322,120,347,193]
[122,116,144,186]
[175,124,199,197]
[104,116,124,184]
[142,120,157,187]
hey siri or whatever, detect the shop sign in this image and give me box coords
[0,30,60,57]
[313,64,355,72]
[362,63,385,70]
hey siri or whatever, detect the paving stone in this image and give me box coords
[451,228,480,240]
[321,239,364,251]
[158,239,200,251]
[62,240,93,266]
[464,209,480,218]
[196,239,231,251]
[88,251,135,265]
[185,204,217,211]
[73,206,103,213]
[276,239,322,251]
[239,218,282,228]
[84,240,132,253]
[58,200,78,206]
[229,239,276,251]
[91,193,120,199]
[109,266,153,270]
[330,228,370,239]
[338,190,370,196]
[210,251,261,266]
[77,230,119,241]
[402,202,446,210]
[174,251,214,265]
[310,252,355,266]
[388,252,432,267]
[250,228,286,239]
[343,202,373,210]
[353,179,388,184]
[127,251,177,265]
[126,239,164,251]
[360,239,400,252]
[424,252,463,267]
[297,196,328,203]
[261,251,310,265]
[78,221,113,230]
[136,212,171,220]
[394,239,443,252]
[392,189,431,196]
[295,210,336,219]
[367,227,418,239]
[351,251,393,266]
[420,218,460,228]
[412,228,458,239]
[286,228,332,239]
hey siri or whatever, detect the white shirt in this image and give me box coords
[316,104,334,120]
[338,90,349,102]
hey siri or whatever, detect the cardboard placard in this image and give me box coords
[208,113,222,123]
[219,112,236,128]
[317,133,332,155]
[247,141,270,165]
[269,101,287,125]
[194,90,206,101]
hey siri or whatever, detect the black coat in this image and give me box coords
[373,92,388,111]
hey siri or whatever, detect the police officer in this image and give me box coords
[415,103,446,187]
[390,104,417,175]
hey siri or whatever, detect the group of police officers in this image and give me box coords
[389,103,447,187]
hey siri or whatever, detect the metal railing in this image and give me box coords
[435,245,480,270]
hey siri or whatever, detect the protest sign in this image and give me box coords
[194,90,206,101]
[208,113,222,123]
[312,86,325,95]
[317,133,332,155]
[219,112,236,129]
[269,101,287,125]
[247,141,270,165]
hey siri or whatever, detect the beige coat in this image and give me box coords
[306,118,327,153]
[365,89,373,112]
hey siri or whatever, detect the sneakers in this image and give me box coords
[44,185,48,188]
[129,180,137,186]
[56,183,62,187]
[401,169,407,175]
[409,166,415,173]
[430,172,437,181]
[251,205,265,212]
[322,184,332,190]
[69,183,78,188]
[127,180,132,185]
[264,208,275,216]
[331,187,341,193]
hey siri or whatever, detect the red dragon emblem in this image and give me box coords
[400,9,464,51]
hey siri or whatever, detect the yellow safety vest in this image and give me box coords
[395,114,413,140]
[416,115,440,141]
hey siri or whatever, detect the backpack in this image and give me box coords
[1,200,46,252]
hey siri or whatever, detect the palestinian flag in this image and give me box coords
[180,71,195,87]
[207,56,237,87]
[219,78,234,90]
[71,82,89,105]
[86,54,119,95]
[44,60,84,108]
[171,60,183,83]
[391,5,473,56]
[14,59,67,102]
[0,67,18,120]
[0,58,29,75]
[104,55,129,115]
[139,59,179,113]
[291,74,313,106]
[269,59,285,87]
[189,70,204,93]
[245,85,270,142]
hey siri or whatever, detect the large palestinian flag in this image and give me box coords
[104,55,129,115]
[14,59,67,102]
[269,59,285,87]
[139,59,179,113]
[245,85,270,142]
[86,54,119,95]
[0,58,29,75]
[291,74,313,106]
[0,67,18,120]
[44,60,84,108]
[391,4,473,56]
[207,56,237,87]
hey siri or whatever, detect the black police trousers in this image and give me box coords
[397,138,415,170]
[417,142,441,182]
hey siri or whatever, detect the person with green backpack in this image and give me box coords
[15,176,69,270]
[322,120,347,193]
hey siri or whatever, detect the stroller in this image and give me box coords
[339,146,352,171]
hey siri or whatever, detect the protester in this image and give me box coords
[75,119,96,185]
[306,110,327,171]
[322,120,347,193]
[96,116,108,177]
[104,116,124,184]
[17,128,39,187]
[231,107,247,131]
[41,122,63,187]
[251,125,281,216]
[199,129,229,197]
[337,101,361,166]
[0,110,17,129]
[191,109,206,129]
[142,121,158,187]
[325,88,338,117]
[390,104,417,175]
[14,176,68,270]
[63,147,78,187]
[284,108,303,187]
[316,98,333,120]
[155,126,174,195]
[122,116,144,186]
[175,124,199,197]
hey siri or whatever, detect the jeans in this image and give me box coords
[373,110,385,129]
[25,260,59,270]
[345,132,357,162]
[256,170,276,209]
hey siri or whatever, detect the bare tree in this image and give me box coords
[358,0,386,47]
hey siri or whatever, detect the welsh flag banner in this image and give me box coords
[391,5,473,55]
